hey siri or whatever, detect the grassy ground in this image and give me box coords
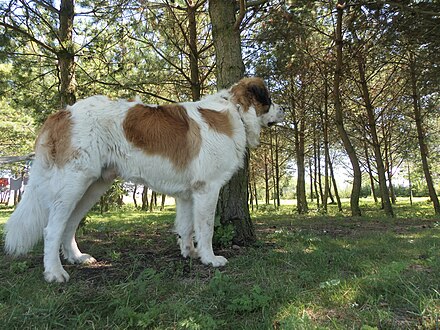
[0,198,439,329]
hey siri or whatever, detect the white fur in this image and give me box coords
[4,84,284,283]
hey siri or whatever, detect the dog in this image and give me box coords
[4,77,284,282]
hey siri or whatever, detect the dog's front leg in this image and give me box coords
[193,186,227,267]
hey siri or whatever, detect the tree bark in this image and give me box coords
[209,0,255,244]
[333,1,362,216]
[409,54,440,215]
[58,0,76,107]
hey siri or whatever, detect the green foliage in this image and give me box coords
[208,270,270,313]
[96,180,125,213]
[228,285,270,313]
[213,215,235,248]
[9,261,29,274]
[0,65,36,158]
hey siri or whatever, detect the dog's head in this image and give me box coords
[230,77,284,147]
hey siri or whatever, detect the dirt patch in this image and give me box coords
[73,229,241,285]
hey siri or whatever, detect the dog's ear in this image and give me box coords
[248,83,271,106]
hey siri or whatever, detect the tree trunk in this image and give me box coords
[357,55,394,217]
[317,134,324,208]
[141,186,149,211]
[209,0,255,244]
[160,194,166,211]
[188,3,201,101]
[249,172,254,212]
[264,149,270,204]
[322,79,330,213]
[274,131,281,208]
[384,142,396,204]
[364,141,379,203]
[132,184,138,208]
[150,191,157,212]
[328,157,343,212]
[309,159,313,202]
[58,0,76,107]
[407,163,413,206]
[270,131,280,208]
[313,139,320,208]
[253,173,259,211]
[334,1,362,216]
[295,116,308,214]
[409,54,440,215]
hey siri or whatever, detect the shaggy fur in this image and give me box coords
[4,77,284,282]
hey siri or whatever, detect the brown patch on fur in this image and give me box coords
[123,104,201,169]
[231,77,271,116]
[198,108,233,137]
[35,110,75,167]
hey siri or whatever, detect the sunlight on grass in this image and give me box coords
[0,198,439,329]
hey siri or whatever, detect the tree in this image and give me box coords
[333,1,362,216]
[0,0,77,108]
[208,0,255,245]
[409,54,440,215]
[356,52,394,217]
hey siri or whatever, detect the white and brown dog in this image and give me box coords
[4,77,284,282]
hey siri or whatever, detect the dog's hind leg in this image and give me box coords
[175,196,197,258]
[62,178,113,265]
[43,174,95,283]
[193,185,227,267]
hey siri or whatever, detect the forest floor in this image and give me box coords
[0,198,439,329]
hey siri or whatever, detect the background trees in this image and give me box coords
[1,0,439,222]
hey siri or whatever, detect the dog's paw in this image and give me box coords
[181,246,198,259]
[76,254,97,265]
[65,253,97,265]
[178,238,198,259]
[44,268,70,283]
[201,255,228,267]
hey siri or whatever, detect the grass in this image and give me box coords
[0,198,439,329]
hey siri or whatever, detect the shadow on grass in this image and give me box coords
[0,204,439,329]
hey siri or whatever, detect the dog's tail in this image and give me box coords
[4,183,48,256]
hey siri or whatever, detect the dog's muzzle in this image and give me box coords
[268,106,285,127]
